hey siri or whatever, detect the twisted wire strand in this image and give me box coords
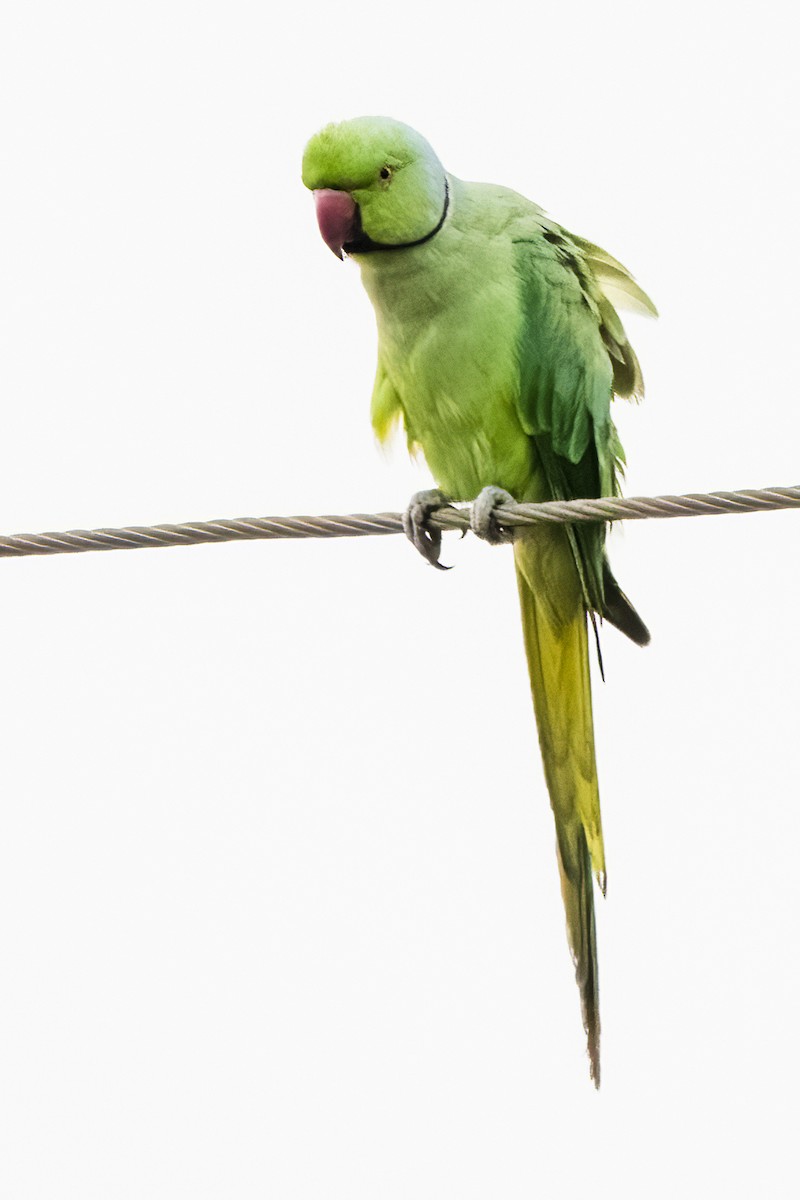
[1,484,799,559]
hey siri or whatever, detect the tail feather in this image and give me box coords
[515,531,603,1086]
[555,825,601,1086]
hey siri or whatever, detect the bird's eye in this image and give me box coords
[379,166,392,181]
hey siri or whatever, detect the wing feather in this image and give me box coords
[512,231,648,633]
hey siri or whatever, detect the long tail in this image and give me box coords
[514,529,605,1087]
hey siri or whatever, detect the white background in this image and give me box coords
[1,2,798,1196]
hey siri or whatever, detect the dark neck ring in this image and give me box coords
[344,179,450,256]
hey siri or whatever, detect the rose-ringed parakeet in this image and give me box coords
[302,117,655,1086]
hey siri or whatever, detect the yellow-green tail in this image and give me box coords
[514,529,605,1087]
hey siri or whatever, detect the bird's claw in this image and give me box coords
[402,488,453,570]
[470,486,517,545]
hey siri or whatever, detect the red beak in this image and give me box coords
[314,189,359,259]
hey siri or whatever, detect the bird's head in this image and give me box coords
[302,116,448,259]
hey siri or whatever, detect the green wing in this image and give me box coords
[512,228,651,646]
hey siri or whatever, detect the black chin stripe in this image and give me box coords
[344,179,450,255]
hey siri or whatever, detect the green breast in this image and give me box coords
[359,223,537,502]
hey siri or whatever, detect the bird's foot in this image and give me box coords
[470,486,517,545]
[402,488,453,570]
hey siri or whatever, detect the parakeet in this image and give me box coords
[302,117,655,1086]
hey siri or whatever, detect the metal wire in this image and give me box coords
[1,484,799,559]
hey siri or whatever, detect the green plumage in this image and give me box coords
[303,117,655,1084]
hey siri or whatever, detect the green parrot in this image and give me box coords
[302,117,655,1086]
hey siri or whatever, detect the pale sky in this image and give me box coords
[1,2,798,1196]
